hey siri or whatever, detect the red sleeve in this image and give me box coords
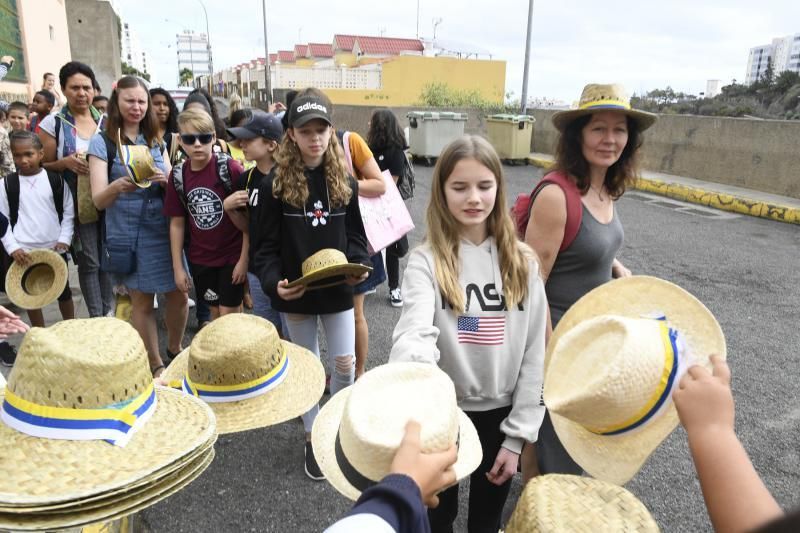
[162,167,187,217]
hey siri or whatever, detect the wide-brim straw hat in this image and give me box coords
[117,131,157,188]
[4,249,68,310]
[544,276,726,485]
[0,318,215,507]
[161,313,325,434]
[312,362,482,501]
[286,248,372,290]
[506,474,659,532]
[552,83,657,132]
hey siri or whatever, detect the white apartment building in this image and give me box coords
[121,22,151,76]
[745,33,800,84]
[177,30,211,80]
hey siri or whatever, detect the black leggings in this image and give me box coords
[428,405,514,533]
[386,235,409,289]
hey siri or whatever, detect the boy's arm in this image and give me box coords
[168,217,190,293]
[673,357,783,533]
[0,180,20,254]
[57,180,75,247]
[232,232,249,285]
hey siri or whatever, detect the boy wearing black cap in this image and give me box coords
[224,109,285,335]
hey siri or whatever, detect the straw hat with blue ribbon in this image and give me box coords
[0,318,215,517]
[551,83,657,132]
[544,276,726,485]
[161,313,325,434]
[5,249,68,310]
[312,362,482,501]
[117,131,158,188]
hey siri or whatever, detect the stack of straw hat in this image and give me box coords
[0,318,217,531]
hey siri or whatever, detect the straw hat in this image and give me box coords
[506,474,659,532]
[544,276,726,485]
[551,83,657,132]
[0,318,215,507]
[312,362,482,500]
[161,313,325,434]
[117,131,158,188]
[4,249,68,310]
[286,248,372,290]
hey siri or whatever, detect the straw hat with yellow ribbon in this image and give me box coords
[117,131,158,188]
[0,318,215,521]
[5,249,68,310]
[551,83,657,132]
[544,276,726,485]
[506,474,659,532]
[162,313,325,434]
[312,362,482,501]
[285,248,372,290]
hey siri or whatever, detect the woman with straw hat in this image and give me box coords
[522,83,657,477]
[87,76,188,378]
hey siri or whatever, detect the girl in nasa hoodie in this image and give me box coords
[389,135,547,533]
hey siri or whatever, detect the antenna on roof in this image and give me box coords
[433,17,443,40]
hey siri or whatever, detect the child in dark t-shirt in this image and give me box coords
[163,108,246,319]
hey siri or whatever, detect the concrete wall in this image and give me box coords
[332,104,800,199]
[65,0,122,97]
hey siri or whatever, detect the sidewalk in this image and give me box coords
[527,153,800,225]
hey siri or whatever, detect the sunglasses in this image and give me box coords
[180,133,214,145]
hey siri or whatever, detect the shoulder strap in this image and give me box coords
[216,138,229,154]
[215,153,233,195]
[168,132,180,164]
[54,116,61,147]
[530,171,583,252]
[172,160,188,211]
[46,170,65,224]
[102,132,117,181]
[245,167,256,190]
[4,173,20,229]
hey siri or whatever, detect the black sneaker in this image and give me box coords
[304,441,325,481]
[389,288,403,308]
[0,343,17,367]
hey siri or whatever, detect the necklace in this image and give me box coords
[589,185,607,202]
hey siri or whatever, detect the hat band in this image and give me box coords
[579,99,631,111]
[122,148,145,184]
[334,427,461,492]
[0,383,157,447]
[182,350,289,403]
[588,322,684,436]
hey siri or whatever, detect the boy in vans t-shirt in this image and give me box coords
[164,108,246,319]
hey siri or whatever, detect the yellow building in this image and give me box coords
[0,0,72,102]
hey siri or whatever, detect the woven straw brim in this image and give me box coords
[4,250,68,310]
[505,474,659,533]
[285,264,372,289]
[551,108,657,132]
[0,387,215,505]
[0,447,214,531]
[544,275,726,485]
[161,342,325,434]
[312,388,483,501]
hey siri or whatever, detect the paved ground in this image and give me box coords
[2,163,798,532]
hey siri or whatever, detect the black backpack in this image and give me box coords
[4,170,65,229]
[171,153,234,211]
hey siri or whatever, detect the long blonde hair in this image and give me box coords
[272,87,352,208]
[426,135,532,312]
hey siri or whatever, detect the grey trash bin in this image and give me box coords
[406,111,468,162]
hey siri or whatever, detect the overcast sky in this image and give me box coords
[113,0,800,102]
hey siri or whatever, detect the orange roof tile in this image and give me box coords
[354,36,424,56]
[294,44,308,58]
[307,42,334,58]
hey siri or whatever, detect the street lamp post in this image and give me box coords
[262,0,272,106]
[197,0,213,93]
[520,0,534,114]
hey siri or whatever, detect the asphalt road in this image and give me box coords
[5,161,792,532]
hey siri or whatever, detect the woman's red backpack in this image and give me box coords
[511,171,583,252]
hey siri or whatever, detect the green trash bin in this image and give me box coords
[485,114,536,161]
[407,111,468,160]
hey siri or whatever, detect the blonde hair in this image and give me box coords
[272,88,351,209]
[177,108,215,134]
[426,135,533,312]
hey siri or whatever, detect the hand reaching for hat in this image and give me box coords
[673,355,734,438]
[390,421,457,508]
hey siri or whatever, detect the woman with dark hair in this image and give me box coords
[87,76,188,377]
[149,88,180,162]
[39,61,114,318]
[523,83,657,477]
[366,109,410,308]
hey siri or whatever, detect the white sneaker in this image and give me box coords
[188,298,196,308]
[389,288,403,308]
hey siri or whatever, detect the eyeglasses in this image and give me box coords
[180,133,214,145]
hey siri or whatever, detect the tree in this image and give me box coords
[774,70,800,93]
[121,61,150,82]
[179,68,194,87]
[762,58,775,87]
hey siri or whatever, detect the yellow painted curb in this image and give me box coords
[526,154,800,225]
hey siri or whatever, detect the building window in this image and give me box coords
[0,0,27,81]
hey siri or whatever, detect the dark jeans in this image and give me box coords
[428,405,513,533]
[536,410,582,475]
[386,235,409,290]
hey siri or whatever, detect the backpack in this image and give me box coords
[171,152,235,211]
[511,171,583,252]
[397,151,415,200]
[4,170,65,229]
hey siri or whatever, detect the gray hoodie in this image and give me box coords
[389,237,547,454]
